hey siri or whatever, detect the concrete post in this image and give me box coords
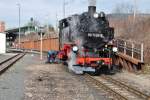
[132,43,134,58]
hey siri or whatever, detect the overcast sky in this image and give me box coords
[0,0,150,29]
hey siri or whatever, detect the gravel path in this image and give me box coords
[111,71,150,95]
[0,53,112,100]
[0,54,43,100]
[24,64,109,100]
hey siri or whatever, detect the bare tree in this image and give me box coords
[113,2,134,14]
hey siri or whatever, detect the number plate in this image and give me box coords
[88,33,103,38]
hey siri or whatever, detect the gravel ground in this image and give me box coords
[0,54,43,100]
[0,53,17,63]
[111,71,150,95]
[24,63,110,100]
[2,53,141,100]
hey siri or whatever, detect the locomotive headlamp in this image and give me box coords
[97,60,105,65]
[96,61,99,63]
[72,46,79,52]
[113,47,118,52]
[94,13,99,18]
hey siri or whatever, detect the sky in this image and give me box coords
[0,0,150,29]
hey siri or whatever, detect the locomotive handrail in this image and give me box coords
[115,39,144,62]
[118,45,141,53]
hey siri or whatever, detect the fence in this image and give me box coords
[15,37,59,52]
[15,37,145,63]
[115,38,144,63]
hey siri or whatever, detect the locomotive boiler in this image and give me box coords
[58,1,117,75]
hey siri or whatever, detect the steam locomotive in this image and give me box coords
[58,4,117,75]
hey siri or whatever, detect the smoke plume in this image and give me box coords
[88,0,96,6]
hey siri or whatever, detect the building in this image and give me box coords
[0,21,5,33]
[0,21,6,53]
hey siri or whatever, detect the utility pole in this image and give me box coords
[63,0,73,18]
[63,0,66,18]
[133,0,137,23]
[40,31,43,60]
[38,28,44,60]
[56,13,58,33]
[46,15,49,34]
[17,3,21,50]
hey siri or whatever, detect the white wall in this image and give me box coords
[0,32,6,53]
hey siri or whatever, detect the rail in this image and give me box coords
[0,53,25,75]
[102,75,150,100]
[85,74,128,100]
[84,74,150,100]
[0,54,19,65]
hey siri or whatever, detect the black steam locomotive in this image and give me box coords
[58,4,117,75]
[59,6,114,49]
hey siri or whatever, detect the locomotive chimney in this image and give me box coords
[88,0,96,15]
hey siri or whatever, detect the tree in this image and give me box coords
[113,2,134,14]
[26,17,41,27]
[43,24,54,34]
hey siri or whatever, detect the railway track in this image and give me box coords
[84,74,150,100]
[0,53,25,75]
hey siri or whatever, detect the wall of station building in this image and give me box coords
[19,37,59,51]
[0,33,6,53]
[0,21,5,33]
[0,21,6,54]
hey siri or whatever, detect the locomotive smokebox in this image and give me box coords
[88,0,96,15]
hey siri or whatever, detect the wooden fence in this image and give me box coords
[17,37,59,51]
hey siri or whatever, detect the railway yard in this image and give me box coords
[0,52,150,100]
[1,0,150,100]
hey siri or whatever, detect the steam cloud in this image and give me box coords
[88,0,96,6]
[67,16,84,74]
[68,51,76,71]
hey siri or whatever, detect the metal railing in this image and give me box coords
[115,38,144,62]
